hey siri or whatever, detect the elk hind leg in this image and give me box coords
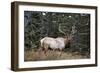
[59,49,63,57]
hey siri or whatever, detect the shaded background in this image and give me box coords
[24,11,90,54]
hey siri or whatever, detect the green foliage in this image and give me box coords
[24,11,90,53]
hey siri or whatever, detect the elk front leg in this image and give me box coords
[44,45,48,56]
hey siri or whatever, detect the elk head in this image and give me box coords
[58,24,75,48]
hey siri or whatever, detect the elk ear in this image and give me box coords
[64,35,68,38]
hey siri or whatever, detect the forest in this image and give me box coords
[24,11,90,61]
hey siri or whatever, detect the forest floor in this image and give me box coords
[24,49,90,61]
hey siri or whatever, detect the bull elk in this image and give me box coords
[40,36,72,55]
[39,24,76,56]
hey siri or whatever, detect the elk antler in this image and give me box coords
[68,24,77,41]
[58,24,66,36]
[71,25,77,34]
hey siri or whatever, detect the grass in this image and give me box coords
[24,49,90,61]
